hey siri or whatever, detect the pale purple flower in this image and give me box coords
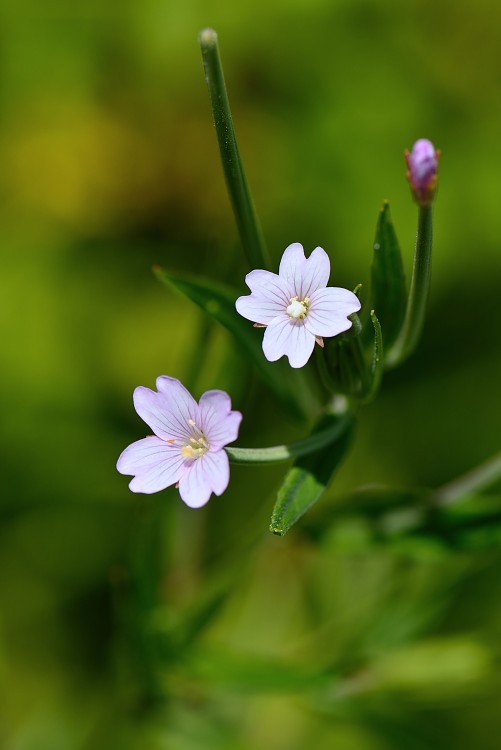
[117,376,242,508]
[406,138,439,205]
[235,243,361,368]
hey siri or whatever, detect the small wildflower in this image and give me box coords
[235,243,361,368]
[406,138,439,205]
[117,376,242,507]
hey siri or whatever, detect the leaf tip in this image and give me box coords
[269,523,286,537]
[199,28,218,47]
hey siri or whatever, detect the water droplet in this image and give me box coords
[374,243,380,250]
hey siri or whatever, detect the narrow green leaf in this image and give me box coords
[270,411,355,536]
[154,267,315,422]
[367,201,406,349]
[199,28,271,270]
[360,310,384,404]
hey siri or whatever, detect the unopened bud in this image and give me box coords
[405,139,439,206]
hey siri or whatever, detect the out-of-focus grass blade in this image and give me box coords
[183,646,332,693]
[427,493,501,550]
[367,201,406,349]
[269,411,355,536]
[154,267,312,422]
[303,487,501,551]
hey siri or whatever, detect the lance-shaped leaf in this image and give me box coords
[269,410,355,536]
[367,201,406,349]
[154,267,316,422]
[199,28,271,271]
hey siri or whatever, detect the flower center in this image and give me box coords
[286,296,310,320]
[180,419,210,460]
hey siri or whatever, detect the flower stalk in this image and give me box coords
[386,204,433,368]
[199,28,271,271]
[225,412,351,464]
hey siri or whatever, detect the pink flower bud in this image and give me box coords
[405,139,439,206]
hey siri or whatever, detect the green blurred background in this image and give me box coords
[1,0,501,748]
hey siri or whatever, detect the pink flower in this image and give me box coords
[406,139,439,205]
[117,376,242,508]
[235,243,361,368]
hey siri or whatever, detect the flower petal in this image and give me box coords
[284,321,316,368]
[299,246,331,298]
[278,243,306,294]
[236,270,292,324]
[199,388,232,415]
[305,287,361,337]
[305,313,353,339]
[133,378,198,441]
[155,375,200,422]
[244,269,292,300]
[199,390,242,448]
[235,293,286,324]
[117,435,176,473]
[201,450,230,495]
[262,315,316,367]
[178,451,230,508]
[262,315,295,362]
[310,286,362,315]
[116,437,186,494]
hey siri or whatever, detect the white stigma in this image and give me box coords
[286,296,309,320]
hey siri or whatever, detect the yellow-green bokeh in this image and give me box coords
[1,1,500,748]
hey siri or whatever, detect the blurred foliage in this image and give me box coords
[0,0,501,748]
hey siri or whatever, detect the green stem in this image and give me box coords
[435,452,501,506]
[225,413,351,464]
[386,205,433,368]
[199,28,271,271]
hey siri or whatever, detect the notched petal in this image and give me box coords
[278,243,306,291]
[262,316,295,362]
[235,293,285,324]
[285,323,316,368]
[300,246,331,298]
